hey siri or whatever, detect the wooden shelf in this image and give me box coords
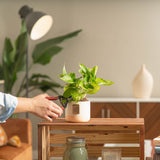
[38,118,144,160]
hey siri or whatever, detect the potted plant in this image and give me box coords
[59,63,114,122]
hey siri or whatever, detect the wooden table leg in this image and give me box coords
[38,125,50,160]
[38,125,42,160]
[42,126,50,160]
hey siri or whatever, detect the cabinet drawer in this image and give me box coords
[91,102,136,118]
[140,102,160,139]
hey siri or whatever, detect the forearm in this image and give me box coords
[14,94,63,122]
[13,97,33,113]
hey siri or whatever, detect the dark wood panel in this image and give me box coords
[91,102,136,118]
[140,102,160,139]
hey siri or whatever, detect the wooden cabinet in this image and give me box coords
[90,98,160,139]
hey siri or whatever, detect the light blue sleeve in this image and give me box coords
[0,92,18,123]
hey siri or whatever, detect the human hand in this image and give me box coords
[30,93,63,122]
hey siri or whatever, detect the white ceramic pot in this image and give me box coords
[65,101,90,122]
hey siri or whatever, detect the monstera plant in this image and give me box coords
[0,21,82,96]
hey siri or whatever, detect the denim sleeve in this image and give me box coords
[0,92,18,123]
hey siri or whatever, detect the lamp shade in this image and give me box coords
[19,5,53,40]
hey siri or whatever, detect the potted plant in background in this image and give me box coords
[0,21,82,97]
[59,63,114,122]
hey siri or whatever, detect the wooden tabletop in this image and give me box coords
[38,118,144,126]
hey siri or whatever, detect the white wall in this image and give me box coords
[1,0,160,156]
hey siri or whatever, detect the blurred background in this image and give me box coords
[1,0,160,158]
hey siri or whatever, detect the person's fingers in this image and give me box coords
[44,115,53,122]
[54,104,63,112]
[50,107,62,117]
[43,111,59,122]
[48,101,63,116]
[48,111,59,119]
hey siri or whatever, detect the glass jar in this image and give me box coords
[63,136,88,160]
[102,148,121,160]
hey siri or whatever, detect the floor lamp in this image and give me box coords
[19,5,53,118]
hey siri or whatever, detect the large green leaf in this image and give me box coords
[2,38,14,67]
[2,31,27,93]
[41,29,82,45]
[59,72,76,83]
[86,83,101,94]
[79,63,90,76]
[2,38,15,93]
[32,30,82,65]
[14,31,28,72]
[96,78,114,86]
[0,65,3,80]
[63,87,86,102]
[63,87,76,98]
[91,65,98,78]
[33,45,62,65]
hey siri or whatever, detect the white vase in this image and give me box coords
[65,101,90,122]
[132,64,153,98]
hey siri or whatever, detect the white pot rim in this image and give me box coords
[69,100,90,104]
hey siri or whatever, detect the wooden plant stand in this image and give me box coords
[38,118,144,160]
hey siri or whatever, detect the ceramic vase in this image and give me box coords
[65,101,90,123]
[132,64,153,98]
